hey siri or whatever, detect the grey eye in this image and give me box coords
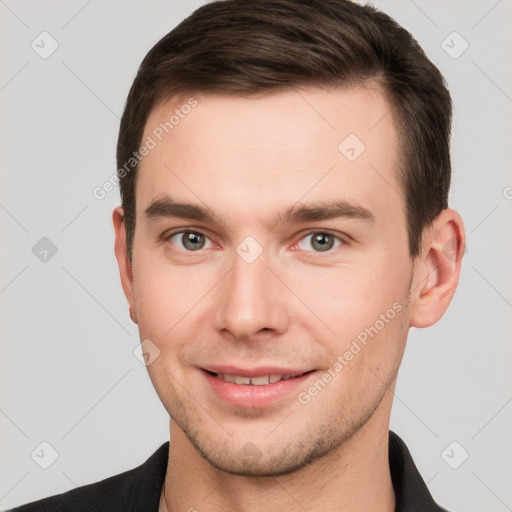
[170,231,211,251]
[297,232,342,252]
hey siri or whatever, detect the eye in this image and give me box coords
[297,232,343,253]
[169,231,213,252]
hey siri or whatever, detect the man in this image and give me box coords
[11,0,465,510]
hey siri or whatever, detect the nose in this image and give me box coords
[213,247,289,341]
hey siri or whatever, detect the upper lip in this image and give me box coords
[201,365,313,377]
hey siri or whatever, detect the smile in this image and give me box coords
[201,367,316,408]
[211,372,306,385]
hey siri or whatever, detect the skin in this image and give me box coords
[113,85,465,512]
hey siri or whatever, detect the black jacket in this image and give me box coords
[9,431,448,511]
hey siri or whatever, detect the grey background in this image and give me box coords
[1,0,511,510]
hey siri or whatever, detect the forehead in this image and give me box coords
[137,85,403,226]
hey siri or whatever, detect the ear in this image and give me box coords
[113,207,138,324]
[409,208,466,328]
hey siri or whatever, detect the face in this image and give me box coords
[119,86,418,476]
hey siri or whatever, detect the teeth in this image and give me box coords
[250,375,270,385]
[234,375,251,385]
[215,373,301,385]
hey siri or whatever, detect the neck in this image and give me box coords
[162,395,396,512]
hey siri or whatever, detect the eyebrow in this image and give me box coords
[143,195,375,228]
[272,200,375,227]
[145,196,219,223]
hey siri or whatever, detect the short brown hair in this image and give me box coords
[117,0,452,261]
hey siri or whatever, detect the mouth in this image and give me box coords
[204,369,311,385]
[200,366,317,408]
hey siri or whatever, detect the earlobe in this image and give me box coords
[409,209,465,328]
[112,207,138,325]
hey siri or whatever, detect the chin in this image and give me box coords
[182,418,359,478]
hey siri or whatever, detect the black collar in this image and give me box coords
[389,430,448,511]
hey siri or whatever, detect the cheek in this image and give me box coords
[285,258,410,375]
[132,260,215,339]
[291,260,407,328]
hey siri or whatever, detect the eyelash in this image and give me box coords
[163,229,345,255]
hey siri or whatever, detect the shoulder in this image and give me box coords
[7,442,169,512]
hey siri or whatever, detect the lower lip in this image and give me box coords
[202,370,315,408]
